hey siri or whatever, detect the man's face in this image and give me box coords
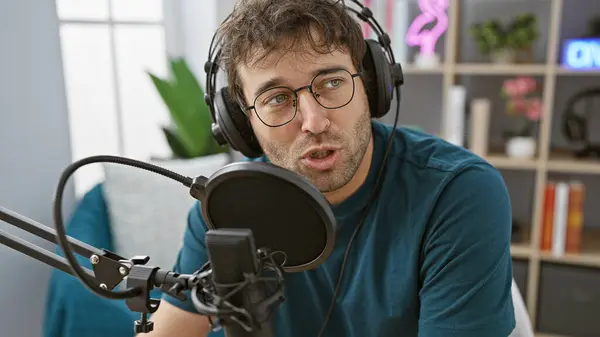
[238,45,372,193]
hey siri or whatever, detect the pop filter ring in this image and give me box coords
[199,161,337,273]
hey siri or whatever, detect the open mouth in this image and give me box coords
[301,148,339,171]
[308,150,335,159]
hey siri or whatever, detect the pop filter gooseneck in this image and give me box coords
[194,161,337,273]
[52,156,337,301]
[48,154,337,334]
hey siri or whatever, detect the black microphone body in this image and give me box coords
[206,228,275,337]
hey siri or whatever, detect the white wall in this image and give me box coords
[175,0,237,89]
[0,1,76,336]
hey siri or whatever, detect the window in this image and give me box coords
[56,0,171,197]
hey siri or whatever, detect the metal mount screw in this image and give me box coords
[90,255,99,265]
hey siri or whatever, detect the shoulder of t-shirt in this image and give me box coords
[372,120,496,177]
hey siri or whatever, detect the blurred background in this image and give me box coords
[0,0,598,336]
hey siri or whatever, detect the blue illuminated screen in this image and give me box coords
[561,38,600,69]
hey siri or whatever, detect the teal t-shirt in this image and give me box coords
[162,120,516,337]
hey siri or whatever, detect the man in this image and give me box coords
[145,0,516,336]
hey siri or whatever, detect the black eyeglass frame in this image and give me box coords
[244,68,363,128]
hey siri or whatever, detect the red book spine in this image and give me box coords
[540,182,556,252]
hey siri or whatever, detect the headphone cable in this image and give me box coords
[315,84,400,337]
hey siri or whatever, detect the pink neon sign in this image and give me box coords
[405,0,449,56]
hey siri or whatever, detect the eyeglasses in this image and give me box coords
[245,68,362,127]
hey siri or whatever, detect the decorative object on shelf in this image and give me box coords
[506,136,536,159]
[561,16,600,70]
[561,38,600,70]
[490,48,517,64]
[444,85,466,147]
[561,87,600,159]
[469,13,539,64]
[500,76,542,159]
[539,181,586,257]
[507,13,539,63]
[468,98,491,157]
[405,0,449,69]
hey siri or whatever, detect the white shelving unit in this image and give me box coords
[400,0,600,336]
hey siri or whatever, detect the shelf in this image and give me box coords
[547,153,600,175]
[455,63,547,75]
[423,0,600,334]
[536,333,569,337]
[486,154,539,171]
[402,64,445,74]
[539,229,600,268]
[540,250,600,268]
[482,152,600,174]
[555,66,600,76]
[511,243,533,259]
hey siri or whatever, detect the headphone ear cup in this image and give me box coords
[213,88,263,158]
[361,39,393,119]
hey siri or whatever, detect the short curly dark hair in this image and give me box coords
[214,0,365,108]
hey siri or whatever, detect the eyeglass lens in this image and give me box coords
[253,69,357,127]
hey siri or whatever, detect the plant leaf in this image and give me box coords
[148,72,195,154]
[162,126,192,159]
[171,59,216,156]
[148,58,223,158]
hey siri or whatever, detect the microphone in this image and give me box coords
[189,161,338,335]
[206,228,275,337]
[0,155,337,336]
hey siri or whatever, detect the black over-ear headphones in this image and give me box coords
[203,0,404,159]
[203,2,404,336]
[562,87,600,142]
[562,87,600,158]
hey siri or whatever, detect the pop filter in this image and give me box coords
[196,161,336,273]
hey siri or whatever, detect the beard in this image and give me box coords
[257,108,372,193]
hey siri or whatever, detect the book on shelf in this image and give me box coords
[540,180,585,256]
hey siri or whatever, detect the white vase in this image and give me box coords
[506,137,536,159]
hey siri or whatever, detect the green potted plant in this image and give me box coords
[469,19,514,63]
[506,13,540,63]
[147,58,231,175]
[148,58,229,160]
[469,13,539,64]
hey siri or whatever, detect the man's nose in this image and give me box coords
[297,90,329,134]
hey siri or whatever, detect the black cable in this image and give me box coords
[201,1,401,334]
[52,155,194,299]
[315,84,399,337]
[314,1,401,335]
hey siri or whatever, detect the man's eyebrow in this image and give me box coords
[311,65,350,77]
[252,65,351,99]
[254,77,284,99]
